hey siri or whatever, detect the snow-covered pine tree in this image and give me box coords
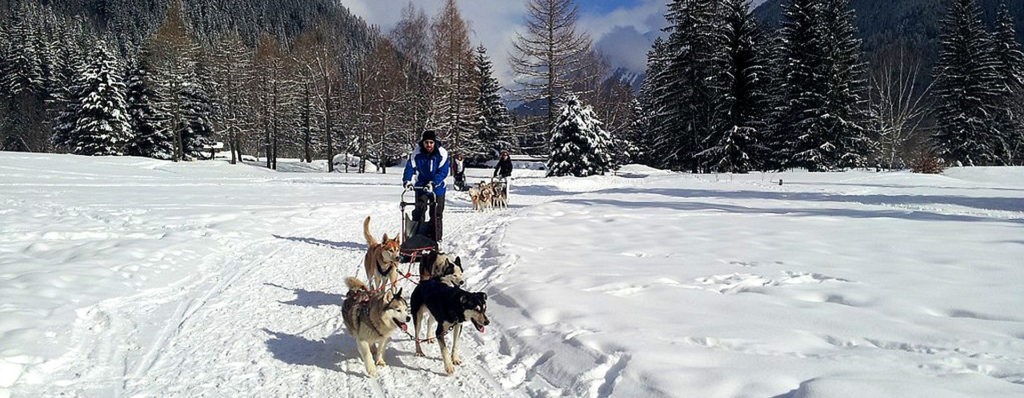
[651,0,724,172]
[701,0,770,173]
[818,0,871,170]
[179,77,215,160]
[474,44,512,160]
[932,0,1003,166]
[0,11,44,96]
[773,0,869,171]
[772,0,824,168]
[546,95,613,177]
[124,54,174,159]
[45,17,91,153]
[620,98,650,167]
[67,45,131,156]
[1,7,48,152]
[991,0,1024,165]
[634,37,668,167]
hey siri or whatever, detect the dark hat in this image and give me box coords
[420,130,437,143]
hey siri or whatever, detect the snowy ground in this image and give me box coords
[2,152,1023,397]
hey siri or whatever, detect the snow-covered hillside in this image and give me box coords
[2,153,1023,397]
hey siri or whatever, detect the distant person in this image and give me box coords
[452,153,467,191]
[493,150,512,180]
[403,130,449,243]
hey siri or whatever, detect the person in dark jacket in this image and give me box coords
[493,150,512,179]
[403,130,450,243]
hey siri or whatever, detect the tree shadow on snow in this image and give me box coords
[273,235,364,251]
[265,283,343,308]
[589,187,1024,222]
[555,198,1024,226]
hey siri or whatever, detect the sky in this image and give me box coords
[337,0,672,86]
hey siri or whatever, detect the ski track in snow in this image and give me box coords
[12,191,547,397]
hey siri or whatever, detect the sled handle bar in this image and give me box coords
[401,186,436,208]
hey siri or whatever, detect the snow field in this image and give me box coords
[1,153,1023,397]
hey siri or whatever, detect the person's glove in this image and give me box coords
[403,181,413,189]
[424,182,434,192]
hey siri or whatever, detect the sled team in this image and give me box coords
[342,130,503,377]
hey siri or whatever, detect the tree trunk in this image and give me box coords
[304,83,312,163]
[326,88,334,172]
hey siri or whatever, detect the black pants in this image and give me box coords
[412,192,445,242]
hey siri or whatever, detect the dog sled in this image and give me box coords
[399,186,438,263]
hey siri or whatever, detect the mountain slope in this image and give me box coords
[754,0,1024,70]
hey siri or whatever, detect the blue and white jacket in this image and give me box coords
[403,144,449,196]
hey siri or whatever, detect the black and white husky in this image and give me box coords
[409,279,490,375]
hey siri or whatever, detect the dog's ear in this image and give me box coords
[382,233,389,242]
[383,291,394,302]
[479,292,488,301]
[395,288,403,298]
[454,256,462,267]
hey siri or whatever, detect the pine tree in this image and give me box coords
[651,0,723,172]
[67,45,131,156]
[179,80,215,159]
[702,0,770,173]
[932,0,1003,166]
[546,95,613,177]
[773,0,869,171]
[818,0,871,169]
[124,55,174,159]
[991,0,1024,165]
[474,44,512,160]
[620,98,650,166]
[773,0,823,168]
[635,37,667,166]
[1,10,43,96]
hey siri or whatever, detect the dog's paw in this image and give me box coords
[376,359,387,367]
[415,348,426,357]
[452,355,462,365]
[444,362,455,375]
[367,365,379,378]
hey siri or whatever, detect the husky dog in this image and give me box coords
[418,251,465,286]
[491,181,508,209]
[342,277,411,377]
[409,279,490,375]
[363,216,401,291]
[468,185,483,211]
[413,252,466,347]
[480,183,495,211]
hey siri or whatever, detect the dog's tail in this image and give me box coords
[345,276,368,293]
[363,216,377,246]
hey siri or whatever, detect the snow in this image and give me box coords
[2,152,1023,397]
